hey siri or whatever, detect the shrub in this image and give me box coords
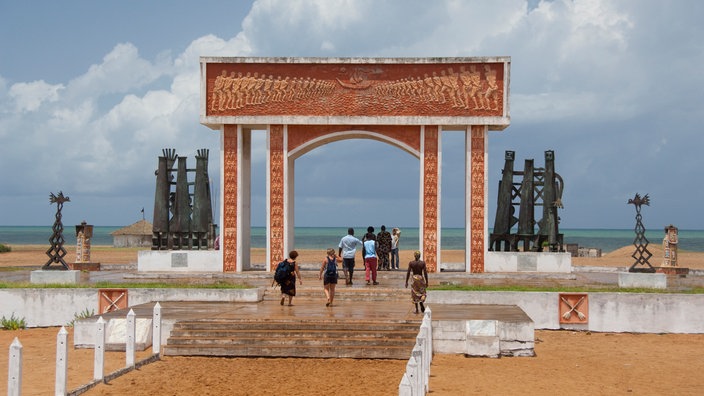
[67,308,95,327]
[1,313,26,330]
[0,244,11,253]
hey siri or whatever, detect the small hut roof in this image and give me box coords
[111,219,152,236]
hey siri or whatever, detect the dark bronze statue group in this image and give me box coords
[151,148,216,250]
[489,150,565,253]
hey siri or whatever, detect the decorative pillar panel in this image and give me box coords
[470,125,487,273]
[268,125,286,270]
[422,126,440,273]
[222,125,238,272]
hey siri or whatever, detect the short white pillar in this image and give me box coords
[55,327,68,396]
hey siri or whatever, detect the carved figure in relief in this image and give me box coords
[211,70,227,111]
[460,65,483,109]
[483,65,499,110]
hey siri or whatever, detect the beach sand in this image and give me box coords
[1,244,703,395]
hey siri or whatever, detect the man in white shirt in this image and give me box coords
[338,228,363,285]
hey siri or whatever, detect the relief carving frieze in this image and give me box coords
[206,62,504,117]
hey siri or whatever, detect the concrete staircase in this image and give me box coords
[163,317,420,359]
[162,274,422,359]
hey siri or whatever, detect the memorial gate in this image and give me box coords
[200,57,511,273]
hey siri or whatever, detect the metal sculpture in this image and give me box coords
[44,191,70,270]
[628,193,654,272]
[151,149,216,250]
[489,150,564,252]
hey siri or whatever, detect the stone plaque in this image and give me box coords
[171,253,188,268]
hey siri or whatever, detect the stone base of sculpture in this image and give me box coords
[69,262,101,271]
[618,272,667,289]
[656,266,689,276]
[137,250,221,272]
[485,252,572,273]
[30,270,81,284]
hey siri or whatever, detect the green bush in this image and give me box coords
[1,313,26,330]
[67,308,95,327]
[0,244,11,253]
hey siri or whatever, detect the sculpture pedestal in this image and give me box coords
[656,267,689,276]
[485,252,572,273]
[69,262,101,271]
[618,272,667,289]
[30,270,80,284]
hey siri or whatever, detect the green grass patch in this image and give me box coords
[429,284,704,294]
[0,281,251,289]
[0,243,11,253]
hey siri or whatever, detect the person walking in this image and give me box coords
[377,225,392,271]
[319,248,340,306]
[390,227,401,270]
[338,227,363,285]
[405,250,428,314]
[362,226,379,285]
[278,250,302,306]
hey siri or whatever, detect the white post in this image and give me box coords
[398,373,413,396]
[152,302,162,355]
[55,327,68,396]
[126,309,136,367]
[94,317,106,381]
[406,356,418,395]
[8,337,22,396]
[412,346,424,394]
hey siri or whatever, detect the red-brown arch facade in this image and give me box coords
[200,57,511,273]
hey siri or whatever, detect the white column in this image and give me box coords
[152,302,162,355]
[8,337,22,396]
[55,327,68,396]
[94,317,106,381]
[126,309,136,368]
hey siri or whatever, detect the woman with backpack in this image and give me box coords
[277,250,301,306]
[318,248,340,307]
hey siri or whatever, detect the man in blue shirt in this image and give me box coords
[338,228,363,285]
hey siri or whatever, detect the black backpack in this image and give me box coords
[325,257,337,278]
[274,260,292,284]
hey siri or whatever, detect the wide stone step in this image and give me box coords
[263,286,411,302]
[163,318,420,359]
[163,344,414,359]
[171,320,419,332]
[167,336,415,348]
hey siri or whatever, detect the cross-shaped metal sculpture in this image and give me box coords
[628,193,655,273]
[44,191,70,270]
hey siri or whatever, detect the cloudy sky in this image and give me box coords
[1,0,702,231]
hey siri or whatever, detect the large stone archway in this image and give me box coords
[200,57,510,273]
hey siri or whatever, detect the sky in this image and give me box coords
[1,0,703,231]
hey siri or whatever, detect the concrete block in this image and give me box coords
[467,320,497,336]
[30,270,80,284]
[466,336,500,357]
[105,318,153,351]
[486,252,572,273]
[618,272,667,289]
[138,250,222,272]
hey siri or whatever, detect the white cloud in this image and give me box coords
[8,80,64,112]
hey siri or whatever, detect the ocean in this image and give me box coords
[1,226,703,253]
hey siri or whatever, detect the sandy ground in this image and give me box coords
[1,328,702,395]
[1,244,703,395]
[2,243,703,269]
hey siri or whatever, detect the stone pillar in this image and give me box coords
[268,124,287,270]
[421,126,440,273]
[468,125,487,273]
[222,124,238,272]
[75,221,92,263]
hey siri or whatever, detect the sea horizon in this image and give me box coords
[1,225,703,254]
